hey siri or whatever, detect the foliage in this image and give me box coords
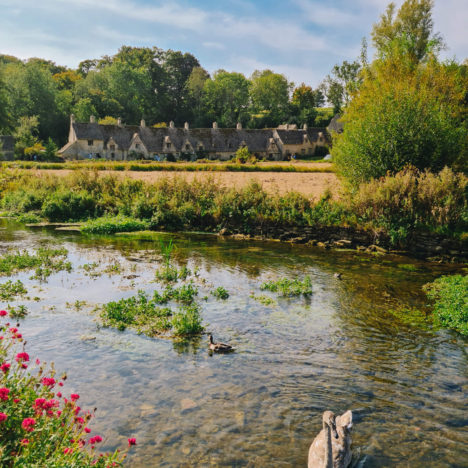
[0,281,27,301]
[42,190,97,222]
[423,274,468,335]
[7,304,28,318]
[250,294,277,306]
[80,216,149,234]
[260,276,313,297]
[97,116,118,125]
[234,147,251,164]
[0,313,131,466]
[211,287,229,300]
[0,247,71,280]
[171,303,204,336]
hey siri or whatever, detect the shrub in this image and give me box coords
[423,274,468,335]
[171,303,204,336]
[80,216,149,235]
[42,190,96,222]
[211,287,229,300]
[0,312,132,466]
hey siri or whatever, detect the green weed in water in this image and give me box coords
[171,303,204,336]
[423,274,468,336]
[0,247,71,280]
[250,294,277,306]
[81,216,149,234]
[211,286,229,300]
[8,304,28,318]
[260,276,313,297]
[398,264,419,272]
[0,280,27,300]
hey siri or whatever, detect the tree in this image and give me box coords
[249,70,292,126]
[186,67,210,126]
[332,56,467,184]
[291,84,317,126]
[98,116,118,125]
[203,71,250,127]
[371,0,444,63]
[0,68,11,132]
[13,116,40,158]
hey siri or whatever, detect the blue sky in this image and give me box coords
[0,0,466,86]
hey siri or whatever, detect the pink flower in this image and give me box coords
[70,393,80,401]
[63,447,73,455]
[75,416,85,425]
[22,418,36,432]
[21,363,28,369]
[9,327,18,333]
[0,310,7,316]
[15,352,29,363]
[74,406,81,415]
[41,377,56,387]
[0,413,7,422]
[35,359,40,365]
[13,398,20,403]
[0,388,10,401]
[34,398,46,409]
[20,439,29,445]
[89,435,103,444]
[0,363,10,373]
[84,427,91,433]
[59,382,64,387]
[128,438,137,446]
[15,333,22,339]
[57,392,62,398]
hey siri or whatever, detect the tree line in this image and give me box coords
[0,46,359,155]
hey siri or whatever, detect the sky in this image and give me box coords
[0,0,466,87]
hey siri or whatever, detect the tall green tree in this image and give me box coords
[291,84,317,126]
[249,70,292,126]
[203,71,250,127]
[186,67,210,126]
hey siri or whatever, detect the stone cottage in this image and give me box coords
[59,115,329,161]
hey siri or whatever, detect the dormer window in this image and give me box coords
[198,145,203,151]
[166,143,171,149]
[110,144,115,151]
[87,140,93,146]
[135,143,140,149]
[185,144,190,151]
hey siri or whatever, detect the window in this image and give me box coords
[87,140,93,146]
[185,144,190,151]
[166,143,171,149]
[111,152,115,159]
[198,146,203,151]
[301,148,306,155]
[110,144,115,151]
[135,143,140,149]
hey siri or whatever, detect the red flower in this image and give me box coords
[89,435,103,444]
[84,427,91,433]
[0,310,7,316]
[57,392,62,398]
[20,439,29,445]
[0,363,10,373]
[9,327,18,333]
[13,398,20,403]
[34,398,46,409]
[41,377,56,387]
[35,359,40,365]
[128,438,137,446]
[74,406,81,415]
[63,447,73,455]
[22,418,36,432]
[70,393,80,401]
[0,413,7,422]
[59,382,64,387]
[15,352,29,363]
[15,333,22,339]
[21,363,28,369]
[75,416,85,425]
[0,388,10,401]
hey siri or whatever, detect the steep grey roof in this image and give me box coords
[0,135,14,152]
[70,122,325,153]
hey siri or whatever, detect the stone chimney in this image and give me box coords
[169,121,175,129]
[70,114,75,124]
[212,122,218,129]
[117,117,122,126]
[303,123,308,130]
[90,115,96,123]
[236,122,242,130]
[140,119,146,127]
[184,122,189,130]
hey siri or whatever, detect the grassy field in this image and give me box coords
[1,160,334,173]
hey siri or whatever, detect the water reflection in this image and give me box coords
[0,220,466,467]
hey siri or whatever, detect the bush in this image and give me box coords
[423,274,468,335]
[260,276,313,297]
[80,216,149,235]
[42,190,96,222]
[0,312,133,466]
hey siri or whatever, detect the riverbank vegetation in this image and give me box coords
[0,311,133,466]
[0,166,466,245]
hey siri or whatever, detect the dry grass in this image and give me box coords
[35,169,340,199]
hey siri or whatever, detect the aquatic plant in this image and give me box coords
[211,287,229,300]
[101,286,202,337]
[0,310,134,466]
[7,304,28,319]
[159,239,174,267]
[81,216,149,235]
[423,274,468,336]
[0,247,71,280]
[0,280,27,301]
[260,276,313,297]
[250,294,277,306]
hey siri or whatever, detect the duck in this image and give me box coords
[308,410,353,468]
[208,334,235,353]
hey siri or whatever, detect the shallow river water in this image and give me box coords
[0,220,467,467]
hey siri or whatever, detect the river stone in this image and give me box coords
[180,398,198,412]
